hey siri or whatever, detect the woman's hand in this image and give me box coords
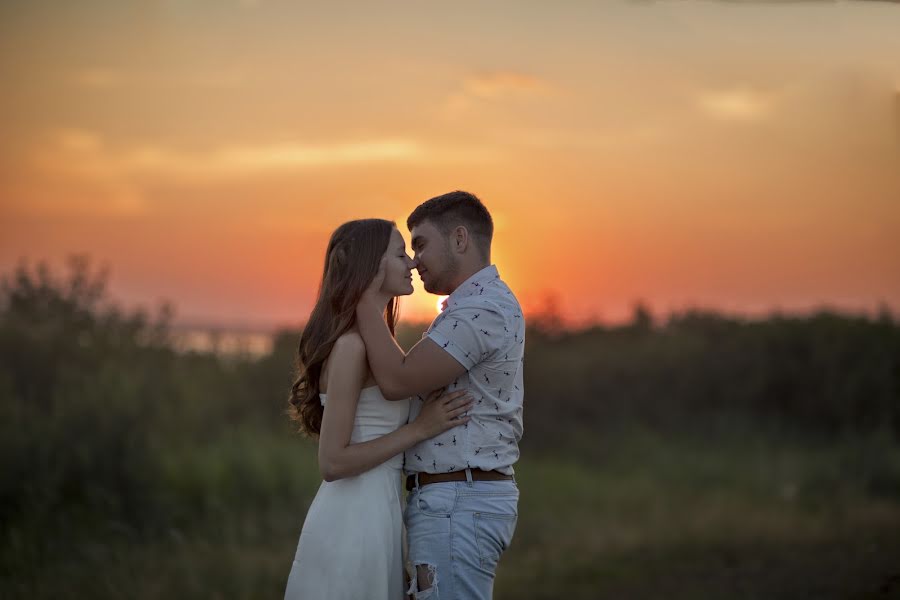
[411,388,473,441]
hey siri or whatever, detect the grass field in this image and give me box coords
[6,428,899,599]
[497,429,900,599]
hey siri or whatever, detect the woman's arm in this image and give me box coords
[356,297,467,400]
[317,332,471,482]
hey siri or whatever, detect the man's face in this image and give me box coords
[410,220,456,295]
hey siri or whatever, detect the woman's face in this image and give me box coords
[379,228,415,297]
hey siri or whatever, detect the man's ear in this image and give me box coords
[452,226,469,253]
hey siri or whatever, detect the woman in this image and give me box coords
[284,219,472,599]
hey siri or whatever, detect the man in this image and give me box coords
[356,190,525,599]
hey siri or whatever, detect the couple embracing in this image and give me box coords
[284,191,525,599]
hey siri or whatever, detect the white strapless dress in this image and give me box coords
[284,386,410,600]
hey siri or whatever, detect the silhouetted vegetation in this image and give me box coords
[523,303,900,454]
[2,259,899,598]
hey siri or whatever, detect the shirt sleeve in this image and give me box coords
[426,303,508,370]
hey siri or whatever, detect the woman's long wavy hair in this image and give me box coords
[289,219,400,437]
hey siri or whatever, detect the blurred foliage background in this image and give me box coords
[2,258,899,599]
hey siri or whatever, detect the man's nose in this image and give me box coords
[409,256,419,269]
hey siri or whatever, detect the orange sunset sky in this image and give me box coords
[1,0,899,328]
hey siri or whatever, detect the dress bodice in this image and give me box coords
[320,386,410,470]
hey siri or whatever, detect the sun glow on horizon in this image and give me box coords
[1,2,899,328]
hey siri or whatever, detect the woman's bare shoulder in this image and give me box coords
[325,332,368,380]
[332,331,366,356]
[328,331,377,388]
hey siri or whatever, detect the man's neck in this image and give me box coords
[447,261,491,294]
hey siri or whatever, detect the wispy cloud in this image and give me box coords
[28,129,498,214]
[18,132,423,218]
[695,86,776,121]
[17,129,498,219]
[207,140,423,170]
[443,71,557,117]
[463,72,554,99]
[38,131,429,178]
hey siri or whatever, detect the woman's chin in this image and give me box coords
[387,283,415,297]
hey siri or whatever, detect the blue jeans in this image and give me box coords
[405,475,519,599]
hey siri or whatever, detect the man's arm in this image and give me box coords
[356,298,467,400]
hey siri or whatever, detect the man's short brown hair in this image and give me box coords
[407,191,494,255]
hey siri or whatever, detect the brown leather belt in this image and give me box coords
[405,469,513,492]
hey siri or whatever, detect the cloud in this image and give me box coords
[37,131,429,179]
[695,86,776,121]
[16,132,428,219]
[57,129,104,151]
[12,127,498,222]
[26,130,497,217]
[209,140,424,170]
[463,72,555,100]
[685,72,900,181]
[442,71,557,117]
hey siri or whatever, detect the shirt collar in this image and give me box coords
[440,265,500,311]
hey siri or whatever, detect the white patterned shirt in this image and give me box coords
[404,265,525,475]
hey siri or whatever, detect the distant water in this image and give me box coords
[170,327,274,357]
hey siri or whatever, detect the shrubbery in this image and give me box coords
[523,305,899,452]
[2,258,898,591]
[0,259,306,575]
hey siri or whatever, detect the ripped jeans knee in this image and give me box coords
[406,563,438,599]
